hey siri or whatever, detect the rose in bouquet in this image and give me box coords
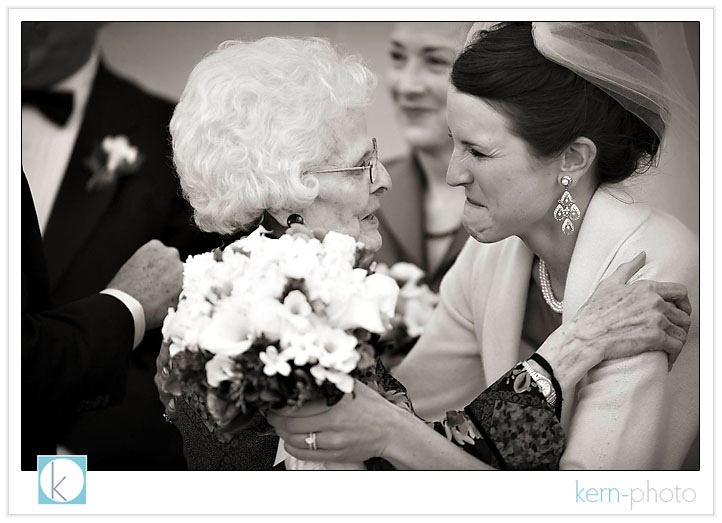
[161,226,399,469]
[374,262,440,368]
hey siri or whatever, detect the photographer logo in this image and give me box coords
[37,456,86,504]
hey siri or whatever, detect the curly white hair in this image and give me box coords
[170,36,377,234]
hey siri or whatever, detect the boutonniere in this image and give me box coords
[84,135,144,191]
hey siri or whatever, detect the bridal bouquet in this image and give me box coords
[162,226,400,467]
[374,262,440,365]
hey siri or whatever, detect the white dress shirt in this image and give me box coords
[22,48,99,234]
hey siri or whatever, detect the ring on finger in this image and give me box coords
[304,432,318,451]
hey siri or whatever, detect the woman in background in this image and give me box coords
[375,22,474,291]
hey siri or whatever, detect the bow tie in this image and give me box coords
[22,89,74,126]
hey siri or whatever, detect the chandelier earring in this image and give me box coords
[553,175,580,236]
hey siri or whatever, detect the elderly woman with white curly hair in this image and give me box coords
[156,35,691,471]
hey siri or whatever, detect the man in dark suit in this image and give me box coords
[22,173,184,471]
[22,22,220,470]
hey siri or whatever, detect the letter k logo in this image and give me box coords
[37,456,87,504]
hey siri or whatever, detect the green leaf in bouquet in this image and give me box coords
[259,385,283,404]
[171,349,211,382]
[229,244,251,257]
[227,379,249,413]
[206,389,241,427]
[210,282,232,298]
[352,327,373,342]
[281,277,309,300]
[281,368,317,407]
[320,379,345,406]
[355,341,376,371]
[377,322,419,360]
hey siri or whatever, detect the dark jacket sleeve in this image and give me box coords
[21,171,133,406]
[21,284,134,470]
[21,289,134,406]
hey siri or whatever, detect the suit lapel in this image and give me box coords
[43,64,141,291]
[563,188,651,321]
[480,237,534,384]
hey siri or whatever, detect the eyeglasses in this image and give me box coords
[304,137,378,184]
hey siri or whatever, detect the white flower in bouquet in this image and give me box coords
[315,327,361,374]
[324,269,399,334]
[279,238,323,281]
[319,231,358,271]
[388,261,425,286]
[374,262,440,362]
[402,287,439,338]
[280,331,323,366]
[259,346,292,377]
[310,365,355,394]
[205,354,238,388]
[162,307,211,357]
[283,290,313,317]
[178,251,222,304]
[197,303,253,357]
[245,298,289,342]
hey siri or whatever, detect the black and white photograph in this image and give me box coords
[8,4,713,518]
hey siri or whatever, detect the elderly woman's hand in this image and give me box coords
[539,252,692,391]
[268,381,406,463]
[154,340,181,422]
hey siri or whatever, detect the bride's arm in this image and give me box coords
[380,404,496,470]
[268,379,496,470]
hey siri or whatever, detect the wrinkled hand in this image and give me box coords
[545,252,691,376]
[107,239,183,330]
[268,381,402,463]
[154,340,181,421]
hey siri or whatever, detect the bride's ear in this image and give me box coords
[560,137,597,183]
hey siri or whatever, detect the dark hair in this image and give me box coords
[451,22,660,184]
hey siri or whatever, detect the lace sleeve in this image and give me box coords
[432,362,566,470]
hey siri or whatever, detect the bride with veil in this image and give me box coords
[269,21,700,470]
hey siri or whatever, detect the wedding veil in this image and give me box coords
[530,22,699,163]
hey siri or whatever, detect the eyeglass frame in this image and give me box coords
[303,137,378,184]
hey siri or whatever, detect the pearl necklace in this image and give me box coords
[538,258,563,314]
